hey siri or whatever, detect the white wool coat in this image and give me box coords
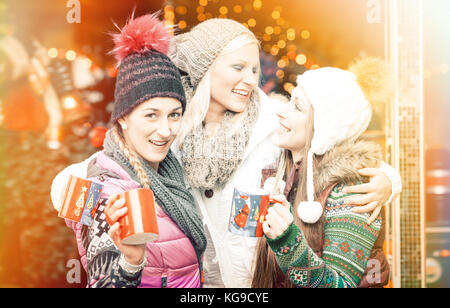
[179,89,283,288]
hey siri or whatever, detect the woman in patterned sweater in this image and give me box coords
[252,58,396,288]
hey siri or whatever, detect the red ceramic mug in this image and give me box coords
[106,188,159,245]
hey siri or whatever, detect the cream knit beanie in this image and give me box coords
[168,18,257,92]
[294,58,392,223]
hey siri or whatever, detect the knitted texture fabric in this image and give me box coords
[111,51,186,123]
[266,183,381,288]
[179,92,260,189]
[295,68,372,156]
[168,18,257,99]
[81,203,142,288]
[102,131,207,262]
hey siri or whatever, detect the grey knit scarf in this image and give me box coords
[179,92,260,189]
[102,131,207,263]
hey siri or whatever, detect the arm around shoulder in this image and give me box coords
[379,161,402,205]
[50,152,99,212]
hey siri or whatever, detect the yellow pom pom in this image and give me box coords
[348,57,394,114]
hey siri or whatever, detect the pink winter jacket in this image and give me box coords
[66,151,201,288]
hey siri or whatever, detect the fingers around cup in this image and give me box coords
[108,222,121,243]
[105,204,127,226]
[108,196,126,210]
[269,194,290,208]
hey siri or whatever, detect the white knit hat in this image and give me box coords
[294,58,391,223]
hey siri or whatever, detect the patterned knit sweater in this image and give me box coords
[266,183,382,288]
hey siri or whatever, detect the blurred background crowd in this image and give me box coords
[0,0,448,288]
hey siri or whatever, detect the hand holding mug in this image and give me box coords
[263,194,294,239]
[105,194,146,266]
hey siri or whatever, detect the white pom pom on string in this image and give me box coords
[297,201,323,224]
[297,148,323,224]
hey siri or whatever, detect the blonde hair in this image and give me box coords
[112,124,151,189]
[177,32,260,148]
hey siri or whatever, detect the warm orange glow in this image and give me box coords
[65,50,76,61]
[296,54,307,65]
[287,50,297,60]
[265,26,274,35]
[272,11,281,20]
[178,20,187,29]
[270,45,280,56]
[47,48,58,58]
[164,5,174,14]
[233,5,242,13]
[301,30,311,39]
[283,82,294,93]
[441,250,450,258]
[165,11,175,20]
[277,40,286,49]
[277,59,287,68]
[287,28,296,40]
[253,0,262,11]
[247,18,256,27]
[62,96,77,110]
[219,6,228,15]
[276,70,285,79]
[164,20,174,28]
[197,13,206,22]
[176,6,187,15]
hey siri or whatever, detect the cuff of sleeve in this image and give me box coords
[118,253,147,274]
[380,161,402,205]
[265,223,301,255]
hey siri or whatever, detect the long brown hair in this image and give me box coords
[251,99,320,288]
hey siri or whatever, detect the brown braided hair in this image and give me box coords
[111,124,151,189]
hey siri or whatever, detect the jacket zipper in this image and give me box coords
[161,276,167,288]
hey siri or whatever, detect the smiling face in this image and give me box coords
[275,85,314,160]
[209,42,260,115]
[118,97,183,169]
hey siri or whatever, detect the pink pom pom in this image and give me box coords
[111,12,171,65]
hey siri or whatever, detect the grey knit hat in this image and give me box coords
[168,18,257,92]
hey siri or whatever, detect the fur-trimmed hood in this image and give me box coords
[313,139,382,198]
[261,139,383,198]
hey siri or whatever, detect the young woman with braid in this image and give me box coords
[55,14,206,288]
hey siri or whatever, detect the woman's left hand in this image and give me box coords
[263,194,294,239]
[342,168,392,224]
